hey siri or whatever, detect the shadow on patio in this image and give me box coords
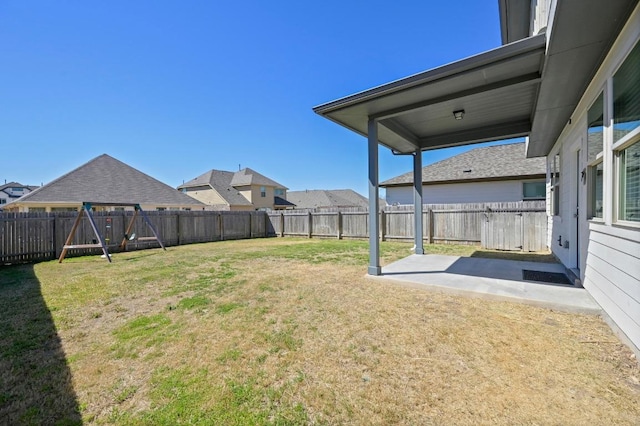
[374,252,601,314]
[0,264,81,424]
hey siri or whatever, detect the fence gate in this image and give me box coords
[482,209,547,251]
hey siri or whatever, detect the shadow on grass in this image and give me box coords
[0,264,81,425]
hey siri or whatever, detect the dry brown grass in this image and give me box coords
[1,238,638,424]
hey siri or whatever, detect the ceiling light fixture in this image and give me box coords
[453,109,465,120]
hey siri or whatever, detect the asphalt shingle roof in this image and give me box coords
[179,167,287,206]
[229,168,287,188]
[179,169,252,206]
[381,142,546,187]
[0,182,38,192]
[10,154,204,206]
[286,189,368,209]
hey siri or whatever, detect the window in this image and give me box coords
[618,140,640,222]
[523,181,545,200]
[588,92,604,162]
[0,199,5,205]
[551,154,561,216]
[156,207,166,211]
[28,207,45,212]
[614,41,640,224]
[260,186,266,197]
[11,187,24,192]
[588,93,604,219]
[613,41,640,142]
[589,162,604,219]
[274,188,285,197]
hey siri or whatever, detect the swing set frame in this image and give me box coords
[58,202,166,263]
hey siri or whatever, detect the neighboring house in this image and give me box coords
[178,167,293,211]
[0,182,38,208]
[286,189,369,210]
[3,154,205,212]
[381,143,546,205]
[314,1,640,355]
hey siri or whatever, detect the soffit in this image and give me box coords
[314,34,546,154]
[527,0,638,157]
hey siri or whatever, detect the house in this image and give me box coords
[178,167,293,211]
[4,154,205,212]
[314,0,640,356]
[286,189,369,210]
[0,182,39,208]
[381,143,546,205]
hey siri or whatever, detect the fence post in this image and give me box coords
[380,210,386,242]
[264,212,268,237]
[54,213,62,258]
[337,211,342,240]
[427,208,434,244]
[307,211,312,239]
[176,211,181,246]
[219,213,224,241]
[280,212,285,237]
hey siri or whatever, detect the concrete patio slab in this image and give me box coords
[369,254,601,314]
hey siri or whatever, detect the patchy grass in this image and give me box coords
[0,237,638,425]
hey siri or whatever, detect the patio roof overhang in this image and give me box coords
[313,34,546,155]
[313,1,637,158]
[527,0,638,157]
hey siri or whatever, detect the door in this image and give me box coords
[575,149,581,270]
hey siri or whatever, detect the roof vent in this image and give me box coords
[463,169,472,173]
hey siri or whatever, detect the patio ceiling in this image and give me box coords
[313,0,638,158]
[313,34,546,154]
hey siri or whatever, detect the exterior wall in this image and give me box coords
[0,186,34,207]
[530,0,551,36]
[3,186,32,197]
[183,187,230,207]
[549,4,640,353]
[239,185,277,210]
[385,179,545,205]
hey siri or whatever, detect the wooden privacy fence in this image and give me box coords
[268,201,547,251]
[1,210,274,265]
[1,201,547,265]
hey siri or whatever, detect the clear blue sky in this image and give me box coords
[1,1,521,196]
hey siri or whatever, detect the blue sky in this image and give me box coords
[1,1,521,196]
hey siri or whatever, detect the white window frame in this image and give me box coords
[522,181,546,200]
[587,90,606,220]
[614,135,640,227]
[550,153,561,217]
[611,39,640,227]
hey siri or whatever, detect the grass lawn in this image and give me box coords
[0,238,638,425]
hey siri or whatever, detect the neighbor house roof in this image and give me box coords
[0,182,39,195]
[178,167,287,207]
[178,169,253,207]
[286,189,368,209]
[381,142,546,187]
[229,168,287,189]
[274,196,296,208]
[7,154,204,207]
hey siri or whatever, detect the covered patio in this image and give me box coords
[312,0,634,277]
[313,33,547,275]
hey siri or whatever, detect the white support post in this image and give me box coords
[368,118,381,275]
